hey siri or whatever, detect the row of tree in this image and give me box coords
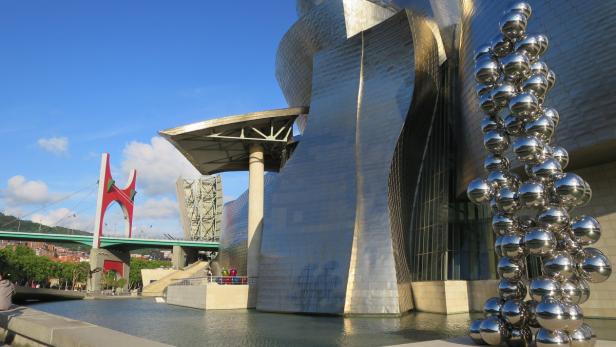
[0,245,171,290]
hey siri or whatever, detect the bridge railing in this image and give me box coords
[169,276,253,286]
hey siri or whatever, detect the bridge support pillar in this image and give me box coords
[172,246,199,270]
[88,248,130,292]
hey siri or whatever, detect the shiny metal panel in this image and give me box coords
[457,0,616,194]
[278,1,394,131]
[258,32,363,314]
[344,11,417,315]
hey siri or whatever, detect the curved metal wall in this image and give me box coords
[277,0,394,135]
[457,0,616,194]
[257,10,442,315]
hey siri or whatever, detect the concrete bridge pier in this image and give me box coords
[172,245,199,270]
[88,248,130,292]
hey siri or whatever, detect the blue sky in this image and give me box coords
[0,1,297,237]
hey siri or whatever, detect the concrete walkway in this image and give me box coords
[388,336,616,346]
[0,306,172,347]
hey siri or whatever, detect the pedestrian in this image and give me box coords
[0,273,15,310]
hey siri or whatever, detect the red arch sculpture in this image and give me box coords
[92,153,137,248]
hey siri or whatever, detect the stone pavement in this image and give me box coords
[388,336,616,346]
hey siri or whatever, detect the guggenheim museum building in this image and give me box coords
[161,0,616,317]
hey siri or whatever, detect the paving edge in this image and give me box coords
[0,306,174,347]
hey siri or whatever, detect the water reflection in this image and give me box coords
[28,299,616,346]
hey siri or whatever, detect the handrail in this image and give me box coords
[169,276,254,286]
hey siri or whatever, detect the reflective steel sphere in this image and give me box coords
[501,299,527,326]
[484,296,504,317]
[484,130,510,154]
[480,93,497,113]
[551,146,569,168]
[518,181,547,208]
[536,34,549,56]
[481,116,502,133]
[469,319,486,345]
[522,74,549,102]
[500,11,527,41]
[561,279,584,304]
[537,206,570,232]
[513,136,544,163]
[530,277,561,301]
[498,257,524,281]
[535,328,570,347]
[502,52,531,81]
[554,173,586,206]
[504,114,525,136]
[543,251,575,280]
[491,82,518,108]
[498,279,527,300]
[531,158,563,182]
[475,57,501,84]
[474,44,493,61]
[484,154,510,172]
[506,327,532,347]
[491,34,514,57]
[543,107,560,127]
[487,170,513,189]
[547,69,557,90]
[480,316,507,346]
[570,323,596,347]
[515,34,543,61]
[577,279,591,304]
[570,215,601,245]
[501,233,525,259]
[525,300,540,328]
[467,178,493,204]
[580,181,592,207]
[530,61,549,76]
[508,2,532,19]
[523,228,556,256]
[496,187,520,213]
[476,83,493,97]
[509,92,539,119]
[561,302,584,332]
[577,247,612,283]
[525,115,555,142]
[536,297,583,332]
[492,213,518,236]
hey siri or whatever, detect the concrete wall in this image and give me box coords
[165,283,252,310]
[166,284,207,309]
[411,281,470,314]
[141,268,175,287]
[0,306,170,347]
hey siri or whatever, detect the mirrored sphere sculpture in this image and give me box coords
[468,3,609,343]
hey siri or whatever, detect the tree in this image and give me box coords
[128,258,171,290]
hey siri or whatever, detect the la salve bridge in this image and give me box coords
[0,230,219,250]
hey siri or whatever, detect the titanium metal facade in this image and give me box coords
[173,0,616,316]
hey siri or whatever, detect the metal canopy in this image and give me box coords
[159,107,308,175]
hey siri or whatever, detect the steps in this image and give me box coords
[141,261,209,297]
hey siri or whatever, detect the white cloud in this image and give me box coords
[121,136,200,196]
[37,137,69,155]
[30,208,91,231]
[136,197,178,219]
[3,175,53,205]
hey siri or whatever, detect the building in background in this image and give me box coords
[176,176,223,242]
[162,0,616,317]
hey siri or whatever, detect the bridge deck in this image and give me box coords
[0,231,219,250]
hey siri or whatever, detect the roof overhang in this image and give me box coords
[159,107,308,175]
